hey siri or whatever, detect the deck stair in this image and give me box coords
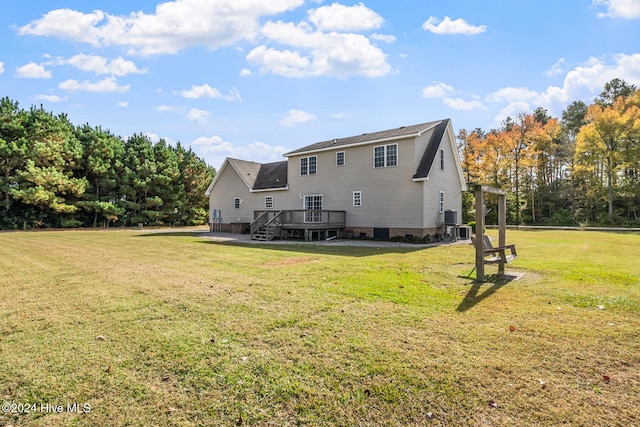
[250,210,282,241]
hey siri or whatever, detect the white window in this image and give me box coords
[353,191,362,207]
[440,149,445,170]
[373,144,398,168]
[300,156,317,175]
[439,191,445,213]
[265,196,273,209]
[234,197,241,209]
[336,151,345,166]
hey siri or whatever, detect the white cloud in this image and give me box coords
[370,33,396,43]
[493,102,532,124]
[248,20,392,78]
[35,94,66,102]
[59,77,129,92]
[145,133,177,145]
[240,68,253,76]
[308,2,384,31]
[422,16,487,35]
[16,62,52,79]
[117,101,128,107]
[192,135,234,151]
[145,132,161,143]
[190,136,288,168]
[187,108,211,124]
[18,0,306,56]
[280,109,316,127]
[593,0,640,18]
[247,45,311,78]
[546,58,566,77]
[486,87,540,103]
[18,9,105,45]
[442,97,486,111]
[157,105,178,112]
[245,141,288,162]
[332,112,349,119]
[63,54,147,76]
[0,62,4,74]
[422,81,454,98]
[180,84,241,101]
[484,53,640,126]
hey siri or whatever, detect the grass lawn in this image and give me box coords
[0,228,639,426]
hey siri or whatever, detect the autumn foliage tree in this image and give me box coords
[458,79,640,226]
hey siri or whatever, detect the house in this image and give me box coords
[205,119,467,240]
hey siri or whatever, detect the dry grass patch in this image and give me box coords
[0,229,639,426]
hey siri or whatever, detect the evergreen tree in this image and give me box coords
[75,125,125,227]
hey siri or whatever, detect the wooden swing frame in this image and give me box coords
[474,185,516,282]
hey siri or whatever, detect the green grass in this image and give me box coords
[0,229,639,426]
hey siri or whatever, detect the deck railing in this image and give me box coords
[253,210,345,227]
[280,210,346,227]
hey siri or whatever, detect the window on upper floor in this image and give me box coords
[234,197,241,209]
[336,151,345,166]
[265,196,273,209]
[439,191,445,213]
[373,143,398,168]
[440,149,445,170]
[300,156,317,175]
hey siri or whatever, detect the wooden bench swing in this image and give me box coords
[472,185,518,282]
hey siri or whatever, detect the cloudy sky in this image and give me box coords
[2,0,640,169]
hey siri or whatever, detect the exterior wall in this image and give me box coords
[208,164,286,230]
[421,127,464,228]
[286,136,425,230]
[207,121,466,236]
[344,226,442,239]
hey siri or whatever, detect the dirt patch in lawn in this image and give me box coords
[262,257,317,267]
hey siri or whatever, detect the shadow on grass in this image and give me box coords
[196,239,432,257]
[456,274,519,312]
[136,231,208,237]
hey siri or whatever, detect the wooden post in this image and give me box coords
[474,185,508,282]
[474,185,485,282]
[498,193,507,275]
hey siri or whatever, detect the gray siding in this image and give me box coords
[207,120,466,231]
[287,136,425,228]
[422,127,463,227]
[209,163,285,224]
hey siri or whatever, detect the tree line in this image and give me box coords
[458,78,640,227]
[0,97,216,229]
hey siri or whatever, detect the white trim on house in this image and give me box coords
[250,186,289,193]
[445,125,467,191]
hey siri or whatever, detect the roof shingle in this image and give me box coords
[284,120,442,156]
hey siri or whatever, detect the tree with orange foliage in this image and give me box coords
[576,96,635,217]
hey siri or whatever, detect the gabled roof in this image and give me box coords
[413,119,450,179]
[284,120,441,157]
[229,158,262,189]
[204,158,287,196]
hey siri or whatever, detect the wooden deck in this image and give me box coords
[251,210,346,241]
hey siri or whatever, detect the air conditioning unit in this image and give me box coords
[459,226,471,240]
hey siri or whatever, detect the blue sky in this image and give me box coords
[2,0,640,169]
